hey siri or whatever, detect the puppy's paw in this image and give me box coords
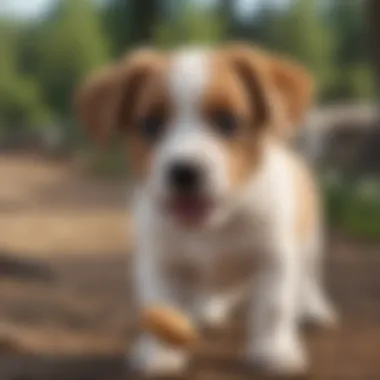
[302,297,339,329]
[198,298,230,328]
[249,334,308,376]
[142,348,188,377]
[131,335,189,377]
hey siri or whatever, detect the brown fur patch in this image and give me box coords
[75,64,123,144]
[269,56,315,129]
[200,50,269,188]
[75,49,169,179]
[222,43,314,139]
[124,61,171,179]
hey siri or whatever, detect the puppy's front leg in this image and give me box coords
[248,233,307,375]
[131,238,190,377]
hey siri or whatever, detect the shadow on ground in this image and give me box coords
[0,237,380,379]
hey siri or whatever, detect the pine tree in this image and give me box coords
[33,0,110,118]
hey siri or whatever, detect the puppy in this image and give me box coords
[75,44,337,376]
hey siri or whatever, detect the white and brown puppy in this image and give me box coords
[76,44,337,376]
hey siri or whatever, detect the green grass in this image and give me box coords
[323,174,380,239]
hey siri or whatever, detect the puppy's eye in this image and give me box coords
[139,114,166,142]
[212,110,239,137]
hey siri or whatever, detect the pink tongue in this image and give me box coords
[171,197,209,220]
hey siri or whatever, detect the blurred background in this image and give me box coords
[0,1,379,379]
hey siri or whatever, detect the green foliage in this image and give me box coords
[0,0,375,141]
[347,64,375,99]
[0,20,51,129]
[254,0,373,102]
[329,63,375,101]
[257,0,335,98]
[325,0,374,100]
[342,192,380,239]
[32,0,110,119]
[0,0,110,137]
[323,176,380,239]
[155,3,224,48]
[102,0,131,55]
[329,0,369,67]
[105,0,162,55]
[0,77,51,128]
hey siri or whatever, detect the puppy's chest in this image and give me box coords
[175,212,270,259]
[160,213,270,292]
[162,218,265,290]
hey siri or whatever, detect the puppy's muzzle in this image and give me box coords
[166,160,204,195]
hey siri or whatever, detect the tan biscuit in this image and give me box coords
[141,305,199,348]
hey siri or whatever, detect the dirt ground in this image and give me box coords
[0,152,380,380]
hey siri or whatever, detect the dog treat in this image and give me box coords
[141,305,198,348]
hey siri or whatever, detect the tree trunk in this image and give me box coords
[220,0,237,39]
[129,0,160,47]
[367,0,380,95]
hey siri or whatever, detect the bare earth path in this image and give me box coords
[0,153,379,380]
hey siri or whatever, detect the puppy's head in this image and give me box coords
[75,44,313,228]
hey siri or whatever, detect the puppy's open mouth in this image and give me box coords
[165,195,213,225]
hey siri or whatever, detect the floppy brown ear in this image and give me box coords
[74,49,164,145]
[224,44,314,138]
[268,55,314,128]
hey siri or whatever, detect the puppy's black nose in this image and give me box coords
[167,161,202,193]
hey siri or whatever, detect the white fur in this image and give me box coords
[130,49,336,376]
[148,49,236,229]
